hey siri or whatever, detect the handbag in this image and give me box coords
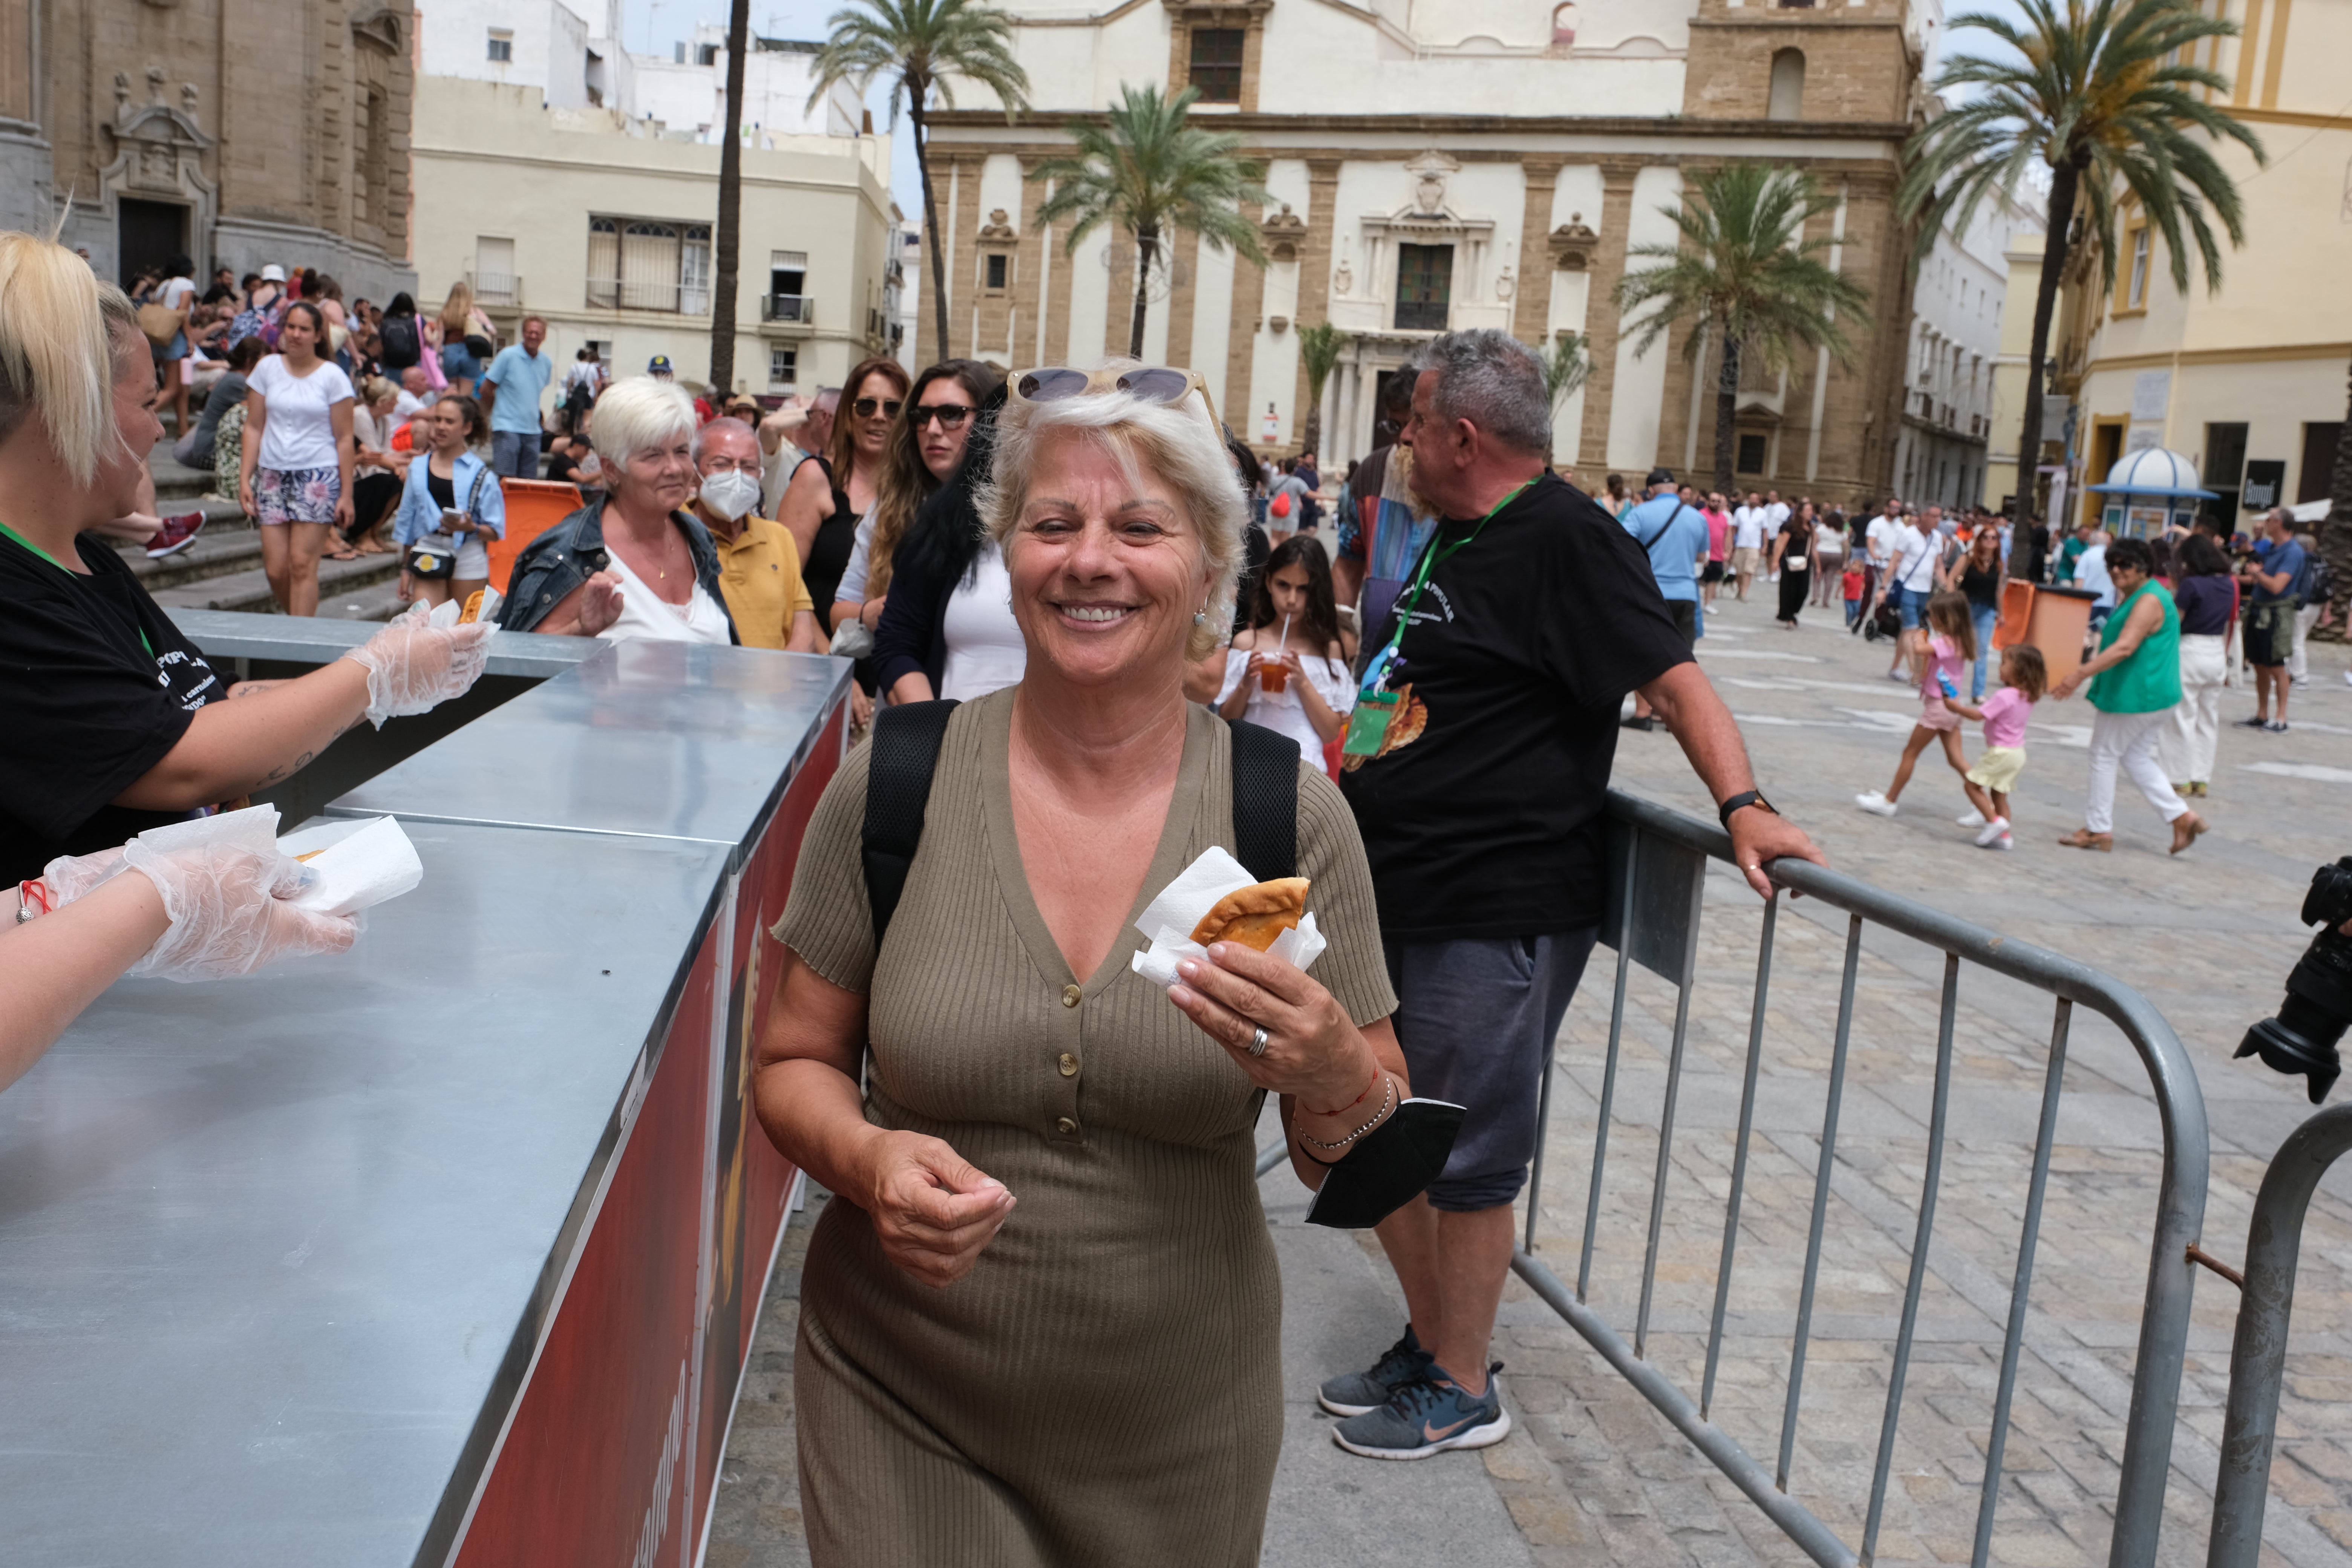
[829,619,876,658]
[406,467,489,580]
[464,333,495,360]
[137,301,186,348]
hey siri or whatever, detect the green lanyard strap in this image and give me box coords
[1367,479,1531,688]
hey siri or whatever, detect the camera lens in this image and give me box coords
[2239,913,2352,1104]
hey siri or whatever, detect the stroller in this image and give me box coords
[1858,594,1901,642]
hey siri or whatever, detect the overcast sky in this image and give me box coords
[617,0,2040,223]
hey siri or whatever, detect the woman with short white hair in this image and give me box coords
[755,364,1405,1566]
[496,376,738,643]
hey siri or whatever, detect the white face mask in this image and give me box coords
[697,469,761,522]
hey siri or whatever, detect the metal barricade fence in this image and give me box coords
[2206,1101,2352,1568]
[1256,789,2212,1568]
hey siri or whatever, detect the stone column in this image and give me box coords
[1289,158,1344,454]
[1578,160,1645,468]
[1164,227,1203,377]
[1225,195,1266,446]
[1015,156,1056,368]
[1512,156,1565,345]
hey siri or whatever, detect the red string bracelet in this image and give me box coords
[1303,1065,1383,1119]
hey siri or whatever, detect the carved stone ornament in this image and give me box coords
[1548,213,1599,270]
[100,64,217,231]
[1269,315,1289,333]
[1404,149,1461,217]
[977,207,1017,242]
[1334,259,1353,296]
[1258,202,1307,261]
[1495,266,1515,303]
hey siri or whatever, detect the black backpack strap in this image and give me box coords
[1227,718,1299,882]
[862,700,960,945]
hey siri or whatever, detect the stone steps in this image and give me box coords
[145,549,404,617]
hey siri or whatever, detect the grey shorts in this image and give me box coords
[1384,929,1599,1212]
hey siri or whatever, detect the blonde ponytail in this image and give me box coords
[0,231,138,486]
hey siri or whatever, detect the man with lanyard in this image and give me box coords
[1617,466,1710,732]
[1325,330,1822,1461]
[1886,505,1938,680]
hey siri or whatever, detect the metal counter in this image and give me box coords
[0,822,731,1566]
[166,607,612,682]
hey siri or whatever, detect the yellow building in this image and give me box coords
[2056,0,2350,531]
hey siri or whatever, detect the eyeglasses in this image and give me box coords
[1013,365,1219,430]
[911,403,976,431]
[852,397,902,419]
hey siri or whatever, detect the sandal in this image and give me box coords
[2056,828,2113,852]
[2169,813,2208,856]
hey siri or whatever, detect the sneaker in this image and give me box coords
[2293,675,2310,688]
[2265,720,2289,733]
[1332,1363,1510,1460]
[1855,791,1898,817]
[2234,716,2271,729]
[1973,815,2010,847]
[144,511,205,558]
[1318,1325,1434,1418]
[1986,831,2014,851]
[1956,808,1986,827]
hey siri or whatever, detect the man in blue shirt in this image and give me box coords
[1618,466,1710,730]
[479,315,554,478]
[2240,507,2308,730]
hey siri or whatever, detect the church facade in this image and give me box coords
[922,0,1936,496]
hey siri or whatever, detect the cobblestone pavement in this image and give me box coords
[714,588,2352,1567]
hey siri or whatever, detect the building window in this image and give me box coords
[697,43,720,66]
[1767,49,1805,121]
[586,217,712,313]
[770,348,798,390]
[2126,226,2150,309]
[487,29,514,63]
[474,237,517,304]
[1550,3,1577,45]
[1737,433,1769,474]
[1189,28,1244,103]
[1394,243,1453,332]
[985,253,1008,290]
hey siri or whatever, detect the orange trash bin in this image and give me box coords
[490,479,584,594]
[2025,585,2098,687]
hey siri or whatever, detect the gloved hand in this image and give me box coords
[118,839,358,982]
[340,599,494,728]
[38,844,131,907]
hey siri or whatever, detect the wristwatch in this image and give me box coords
[1717,789,1778,829]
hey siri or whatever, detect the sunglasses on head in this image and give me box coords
[1014,365,1217,428]
[852,397,903,419]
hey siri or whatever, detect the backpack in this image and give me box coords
[1270,491,1292,519]
[379,312,421,369]
[2290,544,2325,609]
[861,701,1298,945]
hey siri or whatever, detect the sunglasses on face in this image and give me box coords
[852,397,903,419]
[912,402,975,431]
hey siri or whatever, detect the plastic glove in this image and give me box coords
[340,599,493,728]
[39,844,133,908]
[119,839,358,982]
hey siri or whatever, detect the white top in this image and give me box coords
[1214,643,1354,760]
[392,388,428,421]
[1731,507,1766,550]
[2076,545,2115,609]
[598,538,735,645]
[248,355,355,472]
[1891,522,1938,592]
[833,504,880,608]
[1865,515,1899,565]
[937,539,1029,702]
[1764,501,1792,530]
[157,277,196,311]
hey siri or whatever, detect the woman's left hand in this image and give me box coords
[2050,672,2081,701]
[1169,941,1373,1109]
[334,495,355,531]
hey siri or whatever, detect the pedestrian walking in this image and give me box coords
[1885,504,1939,679]
[2237,507,2305,730]
[143,254,198,439]
[435,281,496,397]
[1854,590,1976,819]
[239,301,355,617]
[1617,467,1709,727]
[2050,538,2208,854]
[1955,526,2006,699]
[1942,645,2047,851]
[390,395,504,612]
[1770,500,1820,628]
[1325,329,1821,1462]
[1811,504,1845,608]
[1700,490,1730,606]
[2157,532,2236,797]
[479,315,554,478]
[1842,559,1867,628]
[1730,489,1767,600]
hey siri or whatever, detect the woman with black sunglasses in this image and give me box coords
[781,355,906,620]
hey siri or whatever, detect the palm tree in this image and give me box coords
[1612,164,1872,496]
[1533,330,1590,464]
[808,0,1030,361]
[1900,0,2262,519]
[1031,84,1269,359]
[2324,358,2352,630]
[1297,320,1347,457]
[708,0,752,396]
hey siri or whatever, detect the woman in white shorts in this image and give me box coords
[391,395,505,611]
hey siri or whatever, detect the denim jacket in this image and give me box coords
[496,491,739,643]
[391,448,507,548]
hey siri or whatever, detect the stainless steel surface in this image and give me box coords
[331,639,851,862]
[0,822,730,1566]
[1515,789,2210,1568]
[169,607,614,681]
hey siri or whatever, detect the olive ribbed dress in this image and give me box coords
[773,686,1396,1568]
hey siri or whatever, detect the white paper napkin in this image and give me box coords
[275,815,425,917]
[1129,847,1328,990]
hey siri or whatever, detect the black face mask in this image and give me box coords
[1302,1098,1466,1229]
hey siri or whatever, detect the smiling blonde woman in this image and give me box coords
[753,364,1408,1567]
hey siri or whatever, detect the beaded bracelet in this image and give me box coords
[1294,1073,1395,1154]
[1301,1064,1383,1119]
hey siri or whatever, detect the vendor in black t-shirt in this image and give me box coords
[0,233,494,885]
[1317,329,1825,1464]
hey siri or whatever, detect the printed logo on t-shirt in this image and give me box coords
[156,646,222,712]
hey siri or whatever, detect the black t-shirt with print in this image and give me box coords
[0,530,228,881]
[1338,473,1694,940]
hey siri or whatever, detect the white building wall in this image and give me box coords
[1605,165,1683,471]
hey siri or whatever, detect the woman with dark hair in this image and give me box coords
[150,253,199,439]
[1769,501,1819,628]
[2050,536,2207,853]
[869,372,1023,703]
[1956,524,2006,699]
[239,299,355,616]
[835,360,999,650]
[2157,531,2237,798]
[375,291,426,373]
[1212,534,1354,776]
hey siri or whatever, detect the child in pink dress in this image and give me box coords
[1854,591,1976,819]
[1940,645,2048,850]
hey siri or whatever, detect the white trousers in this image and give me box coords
[2156,634,2228,785]
[2086,708,2189,833]
[2288,602,2320,679]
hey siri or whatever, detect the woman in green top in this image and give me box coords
[2049,537,2208,854]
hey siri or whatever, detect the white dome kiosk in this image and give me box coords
[2085,446,2216,541]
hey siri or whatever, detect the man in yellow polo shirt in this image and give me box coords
[690,418,827,652]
